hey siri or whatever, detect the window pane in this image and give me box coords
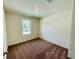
[22,19,31,35]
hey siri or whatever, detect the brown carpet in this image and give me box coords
[7,38,68,59]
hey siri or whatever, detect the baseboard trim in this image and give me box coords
[40,37,68,50]
[8,37,40,47]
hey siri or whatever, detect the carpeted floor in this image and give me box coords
[7,38,68,59]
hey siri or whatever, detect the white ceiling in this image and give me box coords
[4,0,73,17]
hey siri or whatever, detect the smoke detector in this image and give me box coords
[46,0,53,3]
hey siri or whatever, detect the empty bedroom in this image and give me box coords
[3,0,75,59]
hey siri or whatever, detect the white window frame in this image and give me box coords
[22,18,32,35]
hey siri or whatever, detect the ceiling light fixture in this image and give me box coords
[35,9,38,12]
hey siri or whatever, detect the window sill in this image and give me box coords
[22,32,31,35]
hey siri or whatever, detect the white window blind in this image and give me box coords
[22,19,31,35]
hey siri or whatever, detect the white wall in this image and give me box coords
[6,12,39,46]
[3,10,8,59]
[40,10,72,49]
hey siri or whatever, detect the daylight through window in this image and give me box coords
[22,19,31,35]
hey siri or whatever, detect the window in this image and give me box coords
[22,19,31,35]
